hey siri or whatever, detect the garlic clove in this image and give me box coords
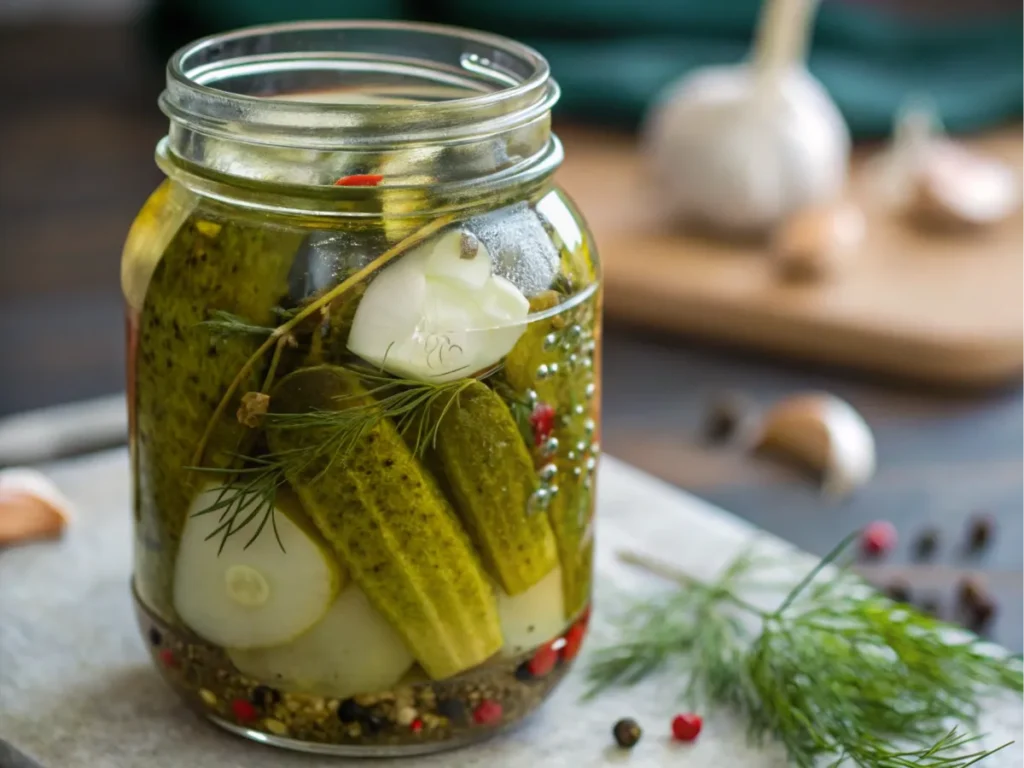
[871,99,1020,228]
[755,393,875,497]
[474,275,531,364]
[346,254,427,371]
[423,229,491,290]
[772,201,865,282]
[479,274,531,325]
[910,142,1019,229]
[868,99,942,210]
[0,468,73,546]
[347,228,529,382]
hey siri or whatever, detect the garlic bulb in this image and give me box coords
[347,229,530,382]
[644,0,849,235]
[755,393,875,497]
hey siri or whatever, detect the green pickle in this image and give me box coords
[267,366,503,680]
[433,381,559,596]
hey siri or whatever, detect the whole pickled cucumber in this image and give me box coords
[433,381,558,596]
[504,290,562,392]
[547,471,594,619]
[134,216,301,620]
[267,366,502,680]
[506,290,600,617]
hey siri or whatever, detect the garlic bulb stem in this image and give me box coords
[754,0,820,81]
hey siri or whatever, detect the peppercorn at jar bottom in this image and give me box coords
[136,591,591,755]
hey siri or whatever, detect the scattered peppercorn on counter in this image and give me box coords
[123,21,601,756]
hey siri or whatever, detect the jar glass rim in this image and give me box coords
[162,19,560,149]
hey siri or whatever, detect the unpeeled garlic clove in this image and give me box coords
[755,393,875,497]
[0,468,73,546]
[910,142,1019,229]
[772,201,865,282]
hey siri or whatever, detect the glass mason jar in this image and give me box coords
[122,20,601,756]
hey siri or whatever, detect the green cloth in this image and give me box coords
[151,0,1022,137]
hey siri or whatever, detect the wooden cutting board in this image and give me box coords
[556,125,1023,388]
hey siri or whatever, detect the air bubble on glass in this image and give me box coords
[527,488,551,515]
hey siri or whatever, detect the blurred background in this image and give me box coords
[0,0,1021,648]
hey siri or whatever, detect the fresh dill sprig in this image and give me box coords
[265,365,491,468]
[187,364,495,551]
[198,310,276,339]
[588,535,1023,767]
[187,459,287,554]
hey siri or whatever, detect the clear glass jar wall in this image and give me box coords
[123,21,601,756]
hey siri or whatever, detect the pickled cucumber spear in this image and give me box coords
[546,474,595,619]
[267,366,502,680]
[432,381,559,595]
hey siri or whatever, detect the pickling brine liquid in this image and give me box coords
[124,183,601,754]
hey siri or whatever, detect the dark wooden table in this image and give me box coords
[2,22,1020,651]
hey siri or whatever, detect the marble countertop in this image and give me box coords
[2,451,1021,767]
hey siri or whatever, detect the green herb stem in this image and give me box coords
[190,213,455,467]
[589,537,1023,767]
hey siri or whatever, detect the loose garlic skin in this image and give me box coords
[645,65,850,236]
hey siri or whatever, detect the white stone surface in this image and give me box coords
[1,450,1021,767]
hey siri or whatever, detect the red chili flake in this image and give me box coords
[158,648,178,669]
[410,718,424,734]
[472,699,503,726]
[529,403,556,446]
[862,520,897,557]
[560,620,588,663]
[334,173,384,187]
[526,642,559,678]
[231,698,259,723]
[671,713,703,742]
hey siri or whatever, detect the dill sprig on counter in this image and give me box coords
[587,535,1023,767]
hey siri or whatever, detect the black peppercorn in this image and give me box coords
[148,627,162,646]
[702,393,753,445]
[437,698,468,724]
[251,685,281,710]
[337,698,367,723]
[913,528,939,560]
[957,575,986,610]
[613,718,642,748]
[919,596,941,617]
[885,580,911,604]
[967,513,995,552]
[968,597,997,632]
[362,714,386,735]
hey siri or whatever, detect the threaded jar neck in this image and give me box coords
[159,20,562,193]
